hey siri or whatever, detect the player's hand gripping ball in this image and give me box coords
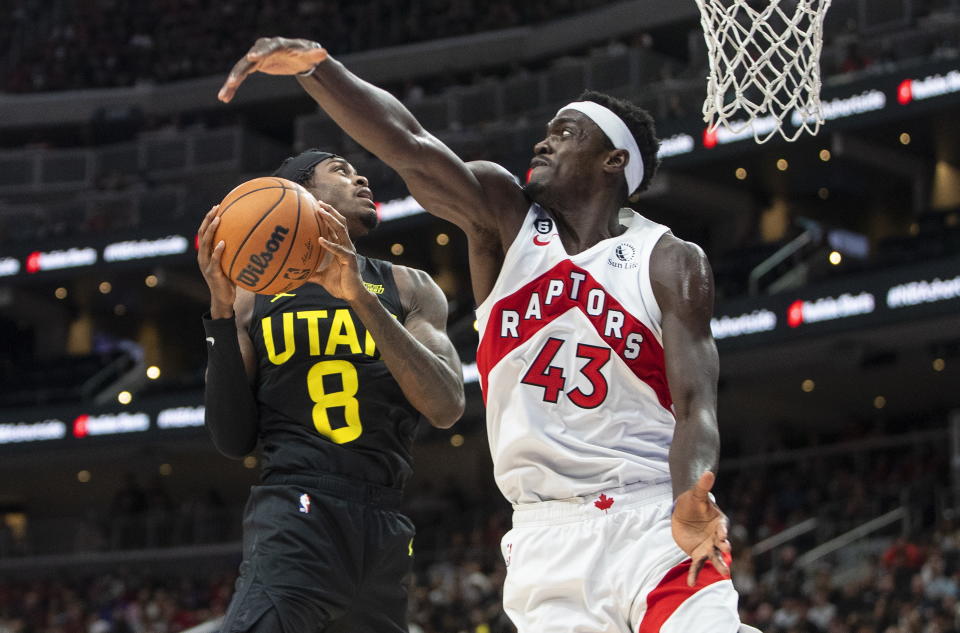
[212,177,331,295]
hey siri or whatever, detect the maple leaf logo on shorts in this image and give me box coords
[594,493,614,512]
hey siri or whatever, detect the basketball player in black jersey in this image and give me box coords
[197,150,465,633]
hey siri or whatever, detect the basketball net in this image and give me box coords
[696,0,832,144]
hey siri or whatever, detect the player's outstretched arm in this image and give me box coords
[314,204,465,428]
[217,37,525,238]
[651,235,731,585]
[198,206,260,458]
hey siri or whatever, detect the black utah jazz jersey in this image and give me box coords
[248,256,419,489]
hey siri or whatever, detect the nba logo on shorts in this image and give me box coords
[299,493,311,514]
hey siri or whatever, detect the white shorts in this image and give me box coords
[500,482,741,633]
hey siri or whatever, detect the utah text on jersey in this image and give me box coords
[259,308,395,365]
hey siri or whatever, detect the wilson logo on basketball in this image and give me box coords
[236,225,290,287]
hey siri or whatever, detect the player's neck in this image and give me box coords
[544,189,625,255]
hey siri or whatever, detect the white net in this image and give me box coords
[696,0,832,144]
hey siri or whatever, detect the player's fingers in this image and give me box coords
[710,548,731,577]
[197,216,220,266]
[304,47,329,65]
[316,200,348,227]
[315,211,340,239]
[318,237,353,262]
[203,215,221,246]
[687,554,707,587]
[318,210,351,246]
[218,57,259,103]
[246,36,287,60]
[210,239,226,267]
[207,240,229,279]
[198,204,219,235]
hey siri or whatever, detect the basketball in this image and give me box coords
[212,176,325,295]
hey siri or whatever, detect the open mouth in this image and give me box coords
[529,158,549,169]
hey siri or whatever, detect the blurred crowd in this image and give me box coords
[0,572,235,633]
[1,0,611,93]
[3,522,960,633]
[732,526,960,633]
[0,474,235,559]
[0,432,953,632]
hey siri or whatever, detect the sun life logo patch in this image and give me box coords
[608,243,638,269]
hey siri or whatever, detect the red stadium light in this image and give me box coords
[702,128,718,149]
[26,252,41,274]
[787,300,804,328]
[73,414,89,438]
[897,79,913,105]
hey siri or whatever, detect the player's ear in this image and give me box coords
[603,149,628,175]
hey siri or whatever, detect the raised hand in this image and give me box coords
[671,471,732,586]
[197,205,236,318]
[218,37,329,103]
[311,201,367,303]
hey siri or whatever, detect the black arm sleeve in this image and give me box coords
[202,313,259,459]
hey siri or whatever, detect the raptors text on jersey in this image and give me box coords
[476,206,676,504]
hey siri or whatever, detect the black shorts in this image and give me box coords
[220,472,415,633]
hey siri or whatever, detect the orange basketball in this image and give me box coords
[213,176,324,295]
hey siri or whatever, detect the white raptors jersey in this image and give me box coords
[476,204,675,504]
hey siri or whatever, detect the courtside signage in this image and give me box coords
[103,235,190,262]
[156,405,205,429]
[792,90,886,125]
[898,69,960,105]
[25,247,97,273]
[72,412,149,437]
[786,292,876,328]
[711,310,777,339]
[0,257,20,276]
[0,420,67,443]
[658,133,695,157]
[376,196,426,222]
[705,91,887,149]
[461,362,480,384]
[0,403,207,446]
[3,233,197,278]
[887,275,960,308]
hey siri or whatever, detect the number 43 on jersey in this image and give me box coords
[520,337,611,409]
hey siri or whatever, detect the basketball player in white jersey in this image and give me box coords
[219,38,753,633]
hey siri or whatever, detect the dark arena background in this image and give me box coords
[2,1,960,632]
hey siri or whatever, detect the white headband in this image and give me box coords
[558,101,644,195]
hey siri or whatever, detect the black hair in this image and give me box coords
[576,89,660,196]
[272,149,338,187]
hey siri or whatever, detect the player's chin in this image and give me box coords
[523,178,550,206]
[359,206,379,231]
